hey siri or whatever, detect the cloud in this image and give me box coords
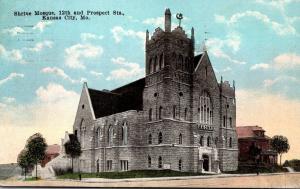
[216,11,296,36]
[80,33,104,41]
[65,43,103,69]
[27,40,53,52]
[236,89,300,161]
[0,44,26,64]
[250,63,270,70]
[111,26,145,43]
[0,83,79,163]
[41,67,87,84]
[273,53,300,69]
[143,16,164,27]
[0,72,24,86]
[206,35,246,65]
[263,75,298,87]
[106,57,144,81]
[33,21,52,32]
[90,70,103,77]
[2,97,16,104]
[2,26,25,36]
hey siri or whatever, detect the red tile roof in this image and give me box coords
[236,126,265,138]
[46,144,60,155]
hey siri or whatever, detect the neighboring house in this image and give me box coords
[41,144,60,167]
[237,126,277,166]
[71,9,238,173]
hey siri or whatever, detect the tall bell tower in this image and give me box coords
[144,8,195,123]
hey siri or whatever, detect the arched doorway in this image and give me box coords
[202,155,209,171]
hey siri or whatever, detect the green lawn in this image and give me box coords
[57,170,205,179]
[224,165,288,174]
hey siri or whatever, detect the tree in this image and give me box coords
[17,149,33,179]
[64,134,82,173]
[26,133,47,180]
[271,135,290,166]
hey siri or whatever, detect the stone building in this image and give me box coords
[72,9,238,173]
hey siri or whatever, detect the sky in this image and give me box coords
[0,0,300,164]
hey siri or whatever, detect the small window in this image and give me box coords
[223,116,226,127]
[178,159,182,171]
[229,137,232,148]
[179,92,183,96]
[149,108,152,121]
[184,108,188,120]
[148,156,151,168]
[158,156,162,168]
[207,136,211,147]
[74,130,78,137]
[159,106,163,119]
[179,133,183,144]
[200,136,204,146]
[205,67,208,78]
[229,117,232,127]
[158,132,163,144]
[120,160,128,171]
[82,104,85,109]
[106,160,112,171]
[173,105,176,119]
[148,134,152,144]
[154,93,158,97]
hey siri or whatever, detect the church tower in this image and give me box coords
[144,8,195,123]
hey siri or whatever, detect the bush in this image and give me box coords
[53,167,73,176]
[284,159,300,172]
[57,170,205,179]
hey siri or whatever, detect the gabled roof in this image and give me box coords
[88,78,145,118]
[237,126,266,138]
[45,144,60,155]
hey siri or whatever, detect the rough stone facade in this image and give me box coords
[72,9,238,173]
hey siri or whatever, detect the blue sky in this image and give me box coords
[0,0,300,163]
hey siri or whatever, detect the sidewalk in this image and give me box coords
[77,172,300,183]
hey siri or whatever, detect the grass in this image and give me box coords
[24,177,41,181]
[224,165,288,174]
[57,170,205,179]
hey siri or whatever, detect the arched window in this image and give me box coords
[199,91,213,124]
[148,156,151,168]
[148,134,152,144]
[207,136,211,147]
[95,127,100,147]
[223,116,226,127]
[184,108,188,120]
[159,106,163,119]
[155,56,159,72]
[229,137,232,148]
[149,108,152,121]
[122,122,128,145]
[108,126,113,146]
[158,132,163,144]
[229,117,232,127]
[159,54,164,69]
[200,136,204,146]
[179,133,182,144]
[158,156,162,168]
[178,159,182,171]
[173,105,176,119]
